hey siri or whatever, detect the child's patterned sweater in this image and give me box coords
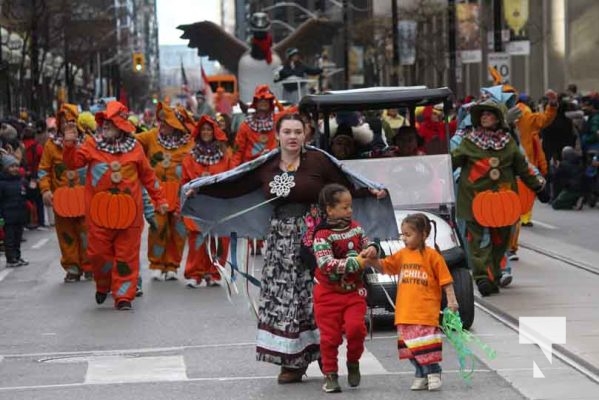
[313,220,376,293]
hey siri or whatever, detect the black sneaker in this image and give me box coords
[83,271,93,280]
[95,292,108,304]
[322,373,342,393]
[64,272,81,283]
[6,260,19,268]
[347,362,361,387]
[116,300,132,310]
[476,278,499,297]
[135,286,144,297]
[17,258,29,266]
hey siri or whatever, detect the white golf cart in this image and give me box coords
[299,86,475,329]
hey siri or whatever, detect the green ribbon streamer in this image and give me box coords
[441,308,496,382]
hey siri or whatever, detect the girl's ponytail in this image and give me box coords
[430,219,440,253]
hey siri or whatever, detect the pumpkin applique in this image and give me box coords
[90,190,136,229]
[472,190,521,227]
[53,172,85,218]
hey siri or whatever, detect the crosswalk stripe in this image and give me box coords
[306,339,387,377]
[85,355,187,384]
[0,269,12,283]
[31,238,50,249]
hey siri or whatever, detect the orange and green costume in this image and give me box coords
[38,104,90,278]
[63,101,167,306]
[136,103,195,274]
[182,116,232,282]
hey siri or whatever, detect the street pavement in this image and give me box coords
[0,204,597,399]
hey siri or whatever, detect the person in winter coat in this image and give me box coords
[551,146,585,210]
[541,99,576,165]
[275,47,322,103]
[63,101,168,310]
[0,155,31,267]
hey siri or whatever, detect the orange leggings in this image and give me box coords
[55,215,91,273]
[87,223,143,305]
[184,233,229,281]
[147,212,187,272]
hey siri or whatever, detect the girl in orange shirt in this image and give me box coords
[367,213,458,391]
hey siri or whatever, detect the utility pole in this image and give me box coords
[391,0,399,86]
[63,0,71,102]
[343,0,349,89]
[447,0,457,93]
[493,0,502,52]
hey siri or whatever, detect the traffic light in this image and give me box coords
[133,53,145,73]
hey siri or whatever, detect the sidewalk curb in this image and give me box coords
[475,297,599,385]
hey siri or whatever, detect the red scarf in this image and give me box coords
[252,34,273,64]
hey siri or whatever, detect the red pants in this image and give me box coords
[313,284,367,374]
[184,234,229,281]
[87,223,142,306]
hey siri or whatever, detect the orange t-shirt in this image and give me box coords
[380,247,453,327]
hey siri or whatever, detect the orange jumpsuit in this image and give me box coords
[181,154,231,281]
[38,139,90,276]
[63,137,166,305]
[136,128,193,273]
[231,121,277,167]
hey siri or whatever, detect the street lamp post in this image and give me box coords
[343,0,350,89]
[391,0,399,86]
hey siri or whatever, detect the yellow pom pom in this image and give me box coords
[77,111,97,133]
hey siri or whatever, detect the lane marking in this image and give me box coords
[0,269,13,283]
[0,367,571,392]
[31,238,49,250]
[2,342,257,360]
[85,355,187,384]
[530,220,557,230]
[306,339,387,377]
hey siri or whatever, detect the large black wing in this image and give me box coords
[273,17,341,57]
[178,21,248,75]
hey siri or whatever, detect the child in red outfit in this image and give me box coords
[312,183,379,393]
[368,213,458,391]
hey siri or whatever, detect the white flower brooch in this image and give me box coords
[268,172,296,198]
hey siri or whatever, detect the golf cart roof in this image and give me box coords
[299,86,453,113]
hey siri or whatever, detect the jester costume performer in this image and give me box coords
[231,85,278,168]
[180,146,397,382]
[39,104,91,282]
[451,100,545,297]
[63,101,167,310]
[181,116,232,287]
[136,103,195,281]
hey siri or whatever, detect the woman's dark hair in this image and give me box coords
[401,213,439,252]
[275,113,304,133]
[318,183,350,212]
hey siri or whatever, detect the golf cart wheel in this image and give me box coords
[451,267,475,329]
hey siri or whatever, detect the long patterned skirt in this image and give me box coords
[255,215,321,368]
[397,324,443,365]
